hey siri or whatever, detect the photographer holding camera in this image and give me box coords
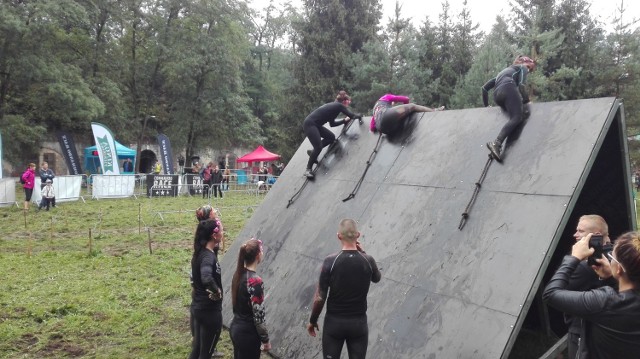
[543,231,640,358]
[559,215,615,358]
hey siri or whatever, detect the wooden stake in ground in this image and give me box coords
[27,232,33,257]
[98,209,103,236]
[89,228,93,255]
[138,202,141,235]
[147,228,152,255]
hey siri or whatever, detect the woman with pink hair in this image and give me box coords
[370,94,444,135]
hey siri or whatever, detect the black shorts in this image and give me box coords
[24,188,33,201]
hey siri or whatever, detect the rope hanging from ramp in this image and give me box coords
[458,154,494,230]
[342,133,384,202]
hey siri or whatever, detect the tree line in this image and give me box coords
[1,0,638,169]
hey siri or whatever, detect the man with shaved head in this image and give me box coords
[564,214,615,358]
[307,219,381,359]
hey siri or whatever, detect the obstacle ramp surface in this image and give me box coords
[220,97,631,358]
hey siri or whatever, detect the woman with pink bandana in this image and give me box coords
[369,94,444,135]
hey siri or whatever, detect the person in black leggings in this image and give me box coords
[307,219,381,359]
[302,90,362,178]
[482,55,536,162]
[369,93,444,135]
[189,218,224,359]
[230,238,271,358]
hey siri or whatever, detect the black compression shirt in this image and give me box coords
[304,102,357,127]
[481,64,530,106]
[191,249,222,310]
[309,250,381,324]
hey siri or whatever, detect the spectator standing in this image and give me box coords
[543,232,640,359]
[563,215,615,359]
[122,158,134,173]
[222,168,231,191]
[39,161,55,190]
[230,238,271,358]
[202,163,212,199]
[21,163,36,211]
[211,166,223,198]
[307,219,382,359]
[189,218,225,359]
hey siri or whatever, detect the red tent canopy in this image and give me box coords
[236,145,280,163]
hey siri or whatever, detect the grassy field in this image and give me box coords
[0,191,264,359]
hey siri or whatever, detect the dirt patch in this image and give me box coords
[40,336,86,358]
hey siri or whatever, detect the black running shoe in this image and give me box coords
[487,141,502,162]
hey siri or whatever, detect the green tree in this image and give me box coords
[451,17,515,109]
[0,0,104,164]
[292,0,382,107]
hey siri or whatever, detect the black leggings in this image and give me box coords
[378,104,419,135]
[304,122,336,170]
[189,308,222,359]
[494,84,524,143]
[230,318,262,359]
[322,314,368,359]
[212,184,222,198]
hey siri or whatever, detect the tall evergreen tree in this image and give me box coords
[292,0,382,108]
[451,17,515,109]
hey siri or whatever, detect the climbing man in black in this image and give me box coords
[307,218,381,359]
[482,55,536,162]
[303,90,362,178]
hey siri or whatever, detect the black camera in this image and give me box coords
[587,235,613,266]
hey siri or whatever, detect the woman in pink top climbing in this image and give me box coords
[369,94,444,135]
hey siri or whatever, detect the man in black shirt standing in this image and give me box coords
[307,219,381,359]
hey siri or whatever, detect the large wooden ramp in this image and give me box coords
[220,97,635,358]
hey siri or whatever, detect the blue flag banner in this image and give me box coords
[56,131,83,175]
[157,134,174,175]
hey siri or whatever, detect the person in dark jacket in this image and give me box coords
[307,219,382,359]
[481,55,536,162]
[230,238,271,358]
[543,231,640,359]
[211,166,223,198]
[563,215,616,359]
[302,91,362,178]
[189,218,224,359]
[38,161,57,209]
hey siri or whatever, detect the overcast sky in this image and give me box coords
[250,0,639,33]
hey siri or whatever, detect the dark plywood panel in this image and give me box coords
[220,98,630,358]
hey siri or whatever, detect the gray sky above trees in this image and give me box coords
[251,0,639,32]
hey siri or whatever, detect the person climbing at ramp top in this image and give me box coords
[369,93,444,135]
[303,90,362,179]
[482,55,536,162]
